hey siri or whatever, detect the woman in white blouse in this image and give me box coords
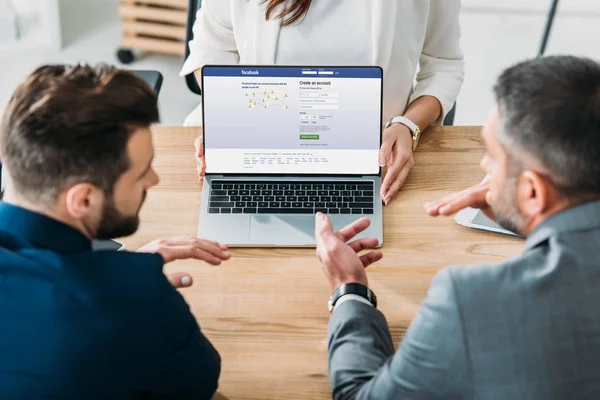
[181,0,464,204]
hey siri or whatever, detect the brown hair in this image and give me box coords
[0,64,159,204]
[264,0,312,27]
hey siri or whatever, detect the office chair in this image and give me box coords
[539,0,560,57]
[184,0,203,95]
[131,70,164,94]
[443,103,456,126]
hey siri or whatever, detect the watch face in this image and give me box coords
[413,130,421,150]
[369,290,378,308]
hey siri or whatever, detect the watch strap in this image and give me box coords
[329,283,377,313]
[386,116,419,133]
[385,116,421,151]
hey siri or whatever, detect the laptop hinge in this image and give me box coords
[207,175,379,179]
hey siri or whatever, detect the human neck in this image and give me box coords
[2,189,94,240]
[522,194,600,236]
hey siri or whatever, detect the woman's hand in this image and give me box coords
[378,123,415,205]
[194,136,206,182]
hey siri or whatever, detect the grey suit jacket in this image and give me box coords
[328,200,600,399]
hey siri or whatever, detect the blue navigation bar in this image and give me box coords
[202,66,382,79]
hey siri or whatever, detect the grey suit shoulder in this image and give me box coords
[327,200,600,399]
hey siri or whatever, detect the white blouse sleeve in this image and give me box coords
[408,0,465,125]
[179,0,240,77]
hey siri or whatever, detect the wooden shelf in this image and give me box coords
[118,0,187,57]
[121,35,184,56]
[119,4,187,25]
[121,20,186,40]
[133,0,188,9]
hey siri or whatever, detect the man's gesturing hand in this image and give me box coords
[424,179,496,221]
[138,236,231,264]
[137,236,231,288]
[314,213,383,290]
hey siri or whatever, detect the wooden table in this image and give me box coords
[121,126,524,400]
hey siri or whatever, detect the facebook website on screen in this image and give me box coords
[202,66,382,175]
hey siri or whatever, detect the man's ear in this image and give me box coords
[64,183,103,219]
[518,170,552,219]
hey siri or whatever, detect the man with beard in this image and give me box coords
[0,64,230,399]
[313,55,600,399]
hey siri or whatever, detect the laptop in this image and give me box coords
[455,207,523,238]
[197,65,384,247]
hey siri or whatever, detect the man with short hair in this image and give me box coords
[0,64,230,399]
[314,55,600,399]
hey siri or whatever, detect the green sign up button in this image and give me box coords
[300,134,320,140]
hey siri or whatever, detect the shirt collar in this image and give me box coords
[0,201,91,253]
[525,199,600,251]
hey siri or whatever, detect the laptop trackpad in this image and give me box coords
[198,215,251,244]
[250,215,315,246]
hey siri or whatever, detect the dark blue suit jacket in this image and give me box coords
[0,202,220,399]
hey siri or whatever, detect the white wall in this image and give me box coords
[1,0,62,52]
[11,0,36,13]
[0,0,18,43]
[463,0,600,15]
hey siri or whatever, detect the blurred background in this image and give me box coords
[0,0,597,126]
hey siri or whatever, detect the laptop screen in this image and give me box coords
[202,66,382,175]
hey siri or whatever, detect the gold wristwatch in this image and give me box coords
[385,116,421,151]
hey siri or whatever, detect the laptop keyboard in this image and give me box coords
[208,181,375,215]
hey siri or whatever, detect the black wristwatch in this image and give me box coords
[328,283,377,313]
